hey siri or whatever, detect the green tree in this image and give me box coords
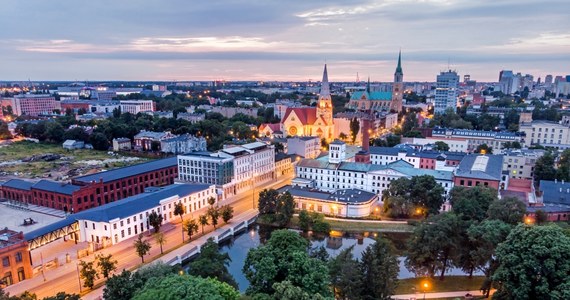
[360,237,399,300]
[433,141,449,152]
[329,246,363,300]
[467,220,513,298]
[298,210,311,231]
[258,189,279,215]
[556,149,570,182]
[534,209,548,224]
[148,211,163,233]
[474,143,493,154]
[198,214,209,234]
[173,202,185,241]
[243,230,331,297]
[96,253,117,279]
[0,121,12,140]
[90,132,110,151]
[79,260,99,289]
[207,196,216,206]
[450,186,498,222]
[188,238,237,288]
[220,205,234,224]
[45,122,65,143]
[492,224,570,300]
[184,219,199,240]
[272,280,329,300]
[487,197,526,225]
[154,232,166,254]
[134,234,152,263]
[42,292,81,300]
[208,206,220,229]
[405,213,462,280]
[382,175,444,218]
[132,275,240,300]
[349,117,360,143]
[276,192,295,226]
[338,132,348,141]
[63,127,89,143]
[103,263,176,300]
[533,152,556,183]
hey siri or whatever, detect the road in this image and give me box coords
[5,172,294,299]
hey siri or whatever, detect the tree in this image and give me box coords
[0,121,12,140]
[188,238,238,288]
[79,260,99,289]
[42,292,81,300]
[207,196,216,206]
[90,132,110,151]
[349,117,360,143]
[534,209,548,224]
[298,210,311,231]
[382,175,445,218]
[173,202,185,241]
[243,230,331,297]
[556,149,570,182]
[154,232,166,254]
[134,234,151,263]
[360,237,399,300]
[276,192,295,226]
[405,213,462,280]
[103,263,176,300]
[132,275,240,300]
[474,143,492,154]
[45,122,65,143]
[198,214,209,234]
[148,211,163,233]
[96,253,117,279]
[63,127,89,143]
[184,219,199,240]
[533,152,556,183]
[467,220,513,298]
[220,205,234,224]
[492,224,570,299]
[487,197,527,225]
[450,186,498,222]
[150,140,161,152]
[329,246,363,300]
[338,132,348,141]
[208,206,220,229]
[272,280,328,300]
[258,189,279,215]
[433,141,449,152]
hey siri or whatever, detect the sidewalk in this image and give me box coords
[393,290,485,299]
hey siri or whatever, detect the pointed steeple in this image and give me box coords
[320,64,330,97]
[366,76,371,93]
[395,50,403,75]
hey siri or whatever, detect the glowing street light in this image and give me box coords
[421,280,430,300]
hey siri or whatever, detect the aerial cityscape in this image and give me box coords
[1,1,570,300]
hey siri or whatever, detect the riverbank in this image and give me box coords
[257,215,414,233]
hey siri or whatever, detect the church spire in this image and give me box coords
[395,50,403,75]
[366,76,371,93]
[320,64,330,97]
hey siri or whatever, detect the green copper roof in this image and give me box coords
[350,91,392,101]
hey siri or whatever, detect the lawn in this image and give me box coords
[396,276,486,295]
[286,216,414,233]
[0,141,146,179]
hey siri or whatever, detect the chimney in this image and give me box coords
[362,118,370,152]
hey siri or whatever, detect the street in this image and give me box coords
[5,172,294,299]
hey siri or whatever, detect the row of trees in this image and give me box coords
[78,254,118,289]
[534,149,570,184]
[0,290,79,300]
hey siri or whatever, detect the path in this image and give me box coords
[393,290,486,299]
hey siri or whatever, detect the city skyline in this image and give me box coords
[1,0,569,82]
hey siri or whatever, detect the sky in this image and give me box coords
[1,0,569,82]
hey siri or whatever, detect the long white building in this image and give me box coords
[120,100,155,114]
[178,142,275,199]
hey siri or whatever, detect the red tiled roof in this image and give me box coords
[282,107,317,125]
[260,123,281,132]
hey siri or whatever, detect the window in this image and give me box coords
[2,256,10,267]
[113,223,117,230]
[14,252,22,263]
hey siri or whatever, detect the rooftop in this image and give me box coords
[454,154,504,181]
[279,185,377,204]
[74,157,177,184]
[33,180,82,195]
[0,228,26,249]
[539,180,570,205]
[0,179,35,191]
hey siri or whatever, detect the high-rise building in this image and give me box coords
[12,94,58,116]
[498,70,519,94]
[434,70,459,114]
[545,74,553,89]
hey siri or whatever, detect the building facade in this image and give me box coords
[434,70,459,114]
[502,149,544,180]
[120,100,155,114]
[160,134,207,154]
[0,229,32,286]
[133,131,176,151]
[453,154,506,190]
[287,136,320,159]
[520,120,570,148]
[12,94,58,116]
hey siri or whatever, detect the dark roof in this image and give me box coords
[369,147,404,155]
[454,154,503,181]
[24,183,211,241]
[275,153,293,162]
[527,203,570,213]
[1,179,34,191]
[32,180,81,195]
[539,180,570,205]
[279,185,376,204]
[74,157,177,184]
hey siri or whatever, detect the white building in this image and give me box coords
[287,136,320,159]
[434,70,459,114]
[402,137,468,152]
[431,128,523,152]
[178,142,275,199]
[502,149,545,180]
[520,120,570,148]
[120,100,155,114]
[77,183,215,245]
[112,138,131,151]
[160,134,207,155]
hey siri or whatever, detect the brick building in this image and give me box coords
[0,157,178,213]
[0,229,32,286]
[12,94,58,116]
[453,154,506,190]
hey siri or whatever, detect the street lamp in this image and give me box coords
[422,280,430,300]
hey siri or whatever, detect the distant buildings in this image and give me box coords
[120,100,155,114]
[160,134,207,154]
[112,138,131,151]
[9,94,58,116]
[133,131,176,151]
[519,120,570,148]
[176,112,205,124]
[0,228,32,286]
[211,106,257,118]
[430,128,523,152]
[434,70,459,114]
[287,136,320,159]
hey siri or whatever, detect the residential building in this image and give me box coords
[279,185,379,218]
[453,154,506,190]
[160,134,207,154]
[178,142,275,199]
[211,106,257,118]
[434,70,459,114]
[258,123,283,138]
[12,94,58,116]
[133,131,176,151]
[62,140,84,150]
[275,153,295,176]
[532,180,570,222]
[402,137,469,152]
[120,100,155,114]
[177,112,205,124]
[287,136,320,159]
[112,138,131,152]
[0,229,32,286]
[520,120,570,148]
[431,128,523,152]
[502,149,545,180]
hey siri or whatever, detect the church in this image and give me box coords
[346,51,404,113]
[281,64,334,141]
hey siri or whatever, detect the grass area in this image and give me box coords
[396,276,485,295]
[0,141,146,179]
[285,216,414,233]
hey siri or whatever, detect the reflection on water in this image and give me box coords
[202,224,481,293]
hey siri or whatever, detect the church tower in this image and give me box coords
[317,64,333,138]
[391,51,404,113]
